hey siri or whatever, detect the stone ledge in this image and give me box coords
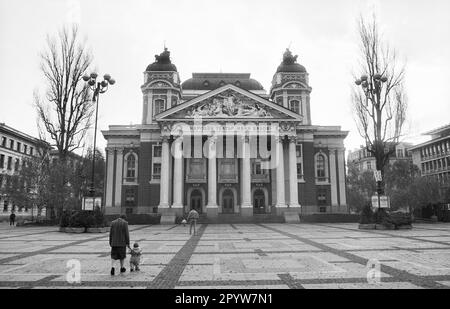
[358,224,413,230]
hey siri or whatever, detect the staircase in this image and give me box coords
[198,213,284,224]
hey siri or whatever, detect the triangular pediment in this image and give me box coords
[155,84,303,121]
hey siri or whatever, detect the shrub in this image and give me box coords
[68,211,90,228]
[60,210,71,227]
[360,204,375,224]
[380,211,412,229]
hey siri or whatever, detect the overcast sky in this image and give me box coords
[1,0,449,156]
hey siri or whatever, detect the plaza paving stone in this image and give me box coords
[0,222,449,289]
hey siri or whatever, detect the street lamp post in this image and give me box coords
[82,72,115,211]
[355,73,388,217]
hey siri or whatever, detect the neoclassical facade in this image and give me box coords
[102,48,348,219]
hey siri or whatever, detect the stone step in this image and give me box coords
[198,213,284,224]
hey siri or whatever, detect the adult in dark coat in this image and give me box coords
[109,214,131,275]
[187,209,199,235]
[9,212,16,226]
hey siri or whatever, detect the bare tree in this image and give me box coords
[35,25,93,161]
[352,15,408,192]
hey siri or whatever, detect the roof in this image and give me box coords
[276,48,307,73]
[181,73,264,91]
[0,122,46,146]
[146,48,177,72]
[423,123,450,136]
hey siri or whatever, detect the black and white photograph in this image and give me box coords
[0,0,450,294]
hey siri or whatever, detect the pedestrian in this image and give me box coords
[109,214,131,275]
[129,242,142,272]
[186,208,199,235]
[9,212,16,226]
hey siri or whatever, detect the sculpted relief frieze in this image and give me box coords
[183,90,273,119]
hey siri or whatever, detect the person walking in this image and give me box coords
[9,212,16,226]
[109,214,131,275]
[187,208,199,235]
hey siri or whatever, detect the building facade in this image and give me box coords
[102,48,349,219]
[409,124,450,202]
[0,123,47,220]
[347,142,413,172]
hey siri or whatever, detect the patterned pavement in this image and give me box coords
[0,222,450,289]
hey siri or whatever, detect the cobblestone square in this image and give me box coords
[0,222,449,289]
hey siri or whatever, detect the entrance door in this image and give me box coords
[253,189,265,214]
[190,189,203,213]
[222,189,234,214]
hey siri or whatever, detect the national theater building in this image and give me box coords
[102,48,348,221]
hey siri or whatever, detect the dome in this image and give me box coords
[181,73,264,91]
[276,48,306,73]
[146,48,177,72]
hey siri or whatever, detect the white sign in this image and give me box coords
[371,195,390,209]
[83,197,102,211]
[374,170,382,182]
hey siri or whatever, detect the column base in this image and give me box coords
[275,205,288,216]
[288,204,301,209]
[206,204,218,217]
[241,206,253,217]
[158,204,171,215]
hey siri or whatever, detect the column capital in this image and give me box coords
[161,136,170,143]
[275,135,285,143]
[288,136,297,144]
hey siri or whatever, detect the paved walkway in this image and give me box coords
[0,222,450,289]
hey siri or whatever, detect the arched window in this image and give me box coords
[315,153,328,182]
[153,99,165,116]
[290,100,300,114]
[126,154,137,181]
[316,155,325,178]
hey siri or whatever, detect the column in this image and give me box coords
[241,135,252,216]
[172,135,183,210]
[114,148,123,207]
[288,136,300,208]
[206,135,218,216]
[275,136,287,209]
[329,148,339,208]
[158,136,170,210]
[105,148,115,209]
[337,149,347,208]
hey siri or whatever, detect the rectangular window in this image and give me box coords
[14,158,20,171]
[0,154,4,169]
[296,145,302,157]
[125,189,136,207]
[317,190,327,206]
[297,163,303,178]
[7,157,12,170]
[30,147,34,156]
[153,99,165,116]
[23,145,27,154]
[152,163,161,179]
[367,161,372,170]
[9,139,14,149]
[1,137,6,147]
[17,142,21,152]
[153,145,162,157]
[397,149,403,158]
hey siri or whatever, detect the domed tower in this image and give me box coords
[270,49,312,125]
[142,48,181,124]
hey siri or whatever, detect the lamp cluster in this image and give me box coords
[355,74,388,90]
[82,72,115,95]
